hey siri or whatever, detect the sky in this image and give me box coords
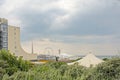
[0,0,120,55]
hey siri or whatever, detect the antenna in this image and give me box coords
[58,49,61,55]
[32,41,34,54]
[117,49,120,56]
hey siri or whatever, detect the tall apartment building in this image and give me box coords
[0,18,37,60]
[0,18,8,50]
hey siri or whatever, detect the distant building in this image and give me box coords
[37,54,56,61]
[0,18,37,60]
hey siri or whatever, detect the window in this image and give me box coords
[3,42,7,46]
[3,27,7,31]
[0,25,7,31]
[3,37,7,41]
[3,32,7,36]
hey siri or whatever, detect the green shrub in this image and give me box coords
[1,50,120,80]
[64,64,86,79]
[46,61,67,69]
[0,49,32,76]
[0,67,6,80]
[103,58,109,61]
[85,58,120,80]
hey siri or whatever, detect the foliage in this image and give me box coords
[46,61,67,69]
[2,64,86,80]
[64,64,86,79]
[0,60,9,79]
[0,50,120,80]
[71,58,82,62]
[85,58,120,80]
[0,49,32,76]
[0,67,6,80]
[103,58,109,61]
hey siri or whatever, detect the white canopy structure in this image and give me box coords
[59,53,73,58]
[67,53,104,67]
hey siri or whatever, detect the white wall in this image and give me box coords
[8,26,37,60]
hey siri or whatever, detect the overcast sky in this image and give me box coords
[0,0,120,55]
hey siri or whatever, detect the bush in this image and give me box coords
[0,67,6,80]
[2,58,120,80]
[64,64,86,80]
[47,61,67,69]
[0,50,120,80]
[85,58,120,80]
[0,50,32,76]
[103,58,109,61]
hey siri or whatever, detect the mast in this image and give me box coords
[32,41,34,54]
[58,49,61,55]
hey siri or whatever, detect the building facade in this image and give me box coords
[0,18,8,50]
[0,18,37,60]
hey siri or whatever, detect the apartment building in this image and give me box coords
[0,18,37,60]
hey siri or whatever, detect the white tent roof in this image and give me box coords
[68,53,104,67]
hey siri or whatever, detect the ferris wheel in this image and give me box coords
[44,47,54,55]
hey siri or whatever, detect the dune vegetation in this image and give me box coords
[0,50,120,80]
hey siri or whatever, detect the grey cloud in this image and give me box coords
[18,8,67,41]
[13,0,120,43]
[0,0,5,5]
[54,3,120,36]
